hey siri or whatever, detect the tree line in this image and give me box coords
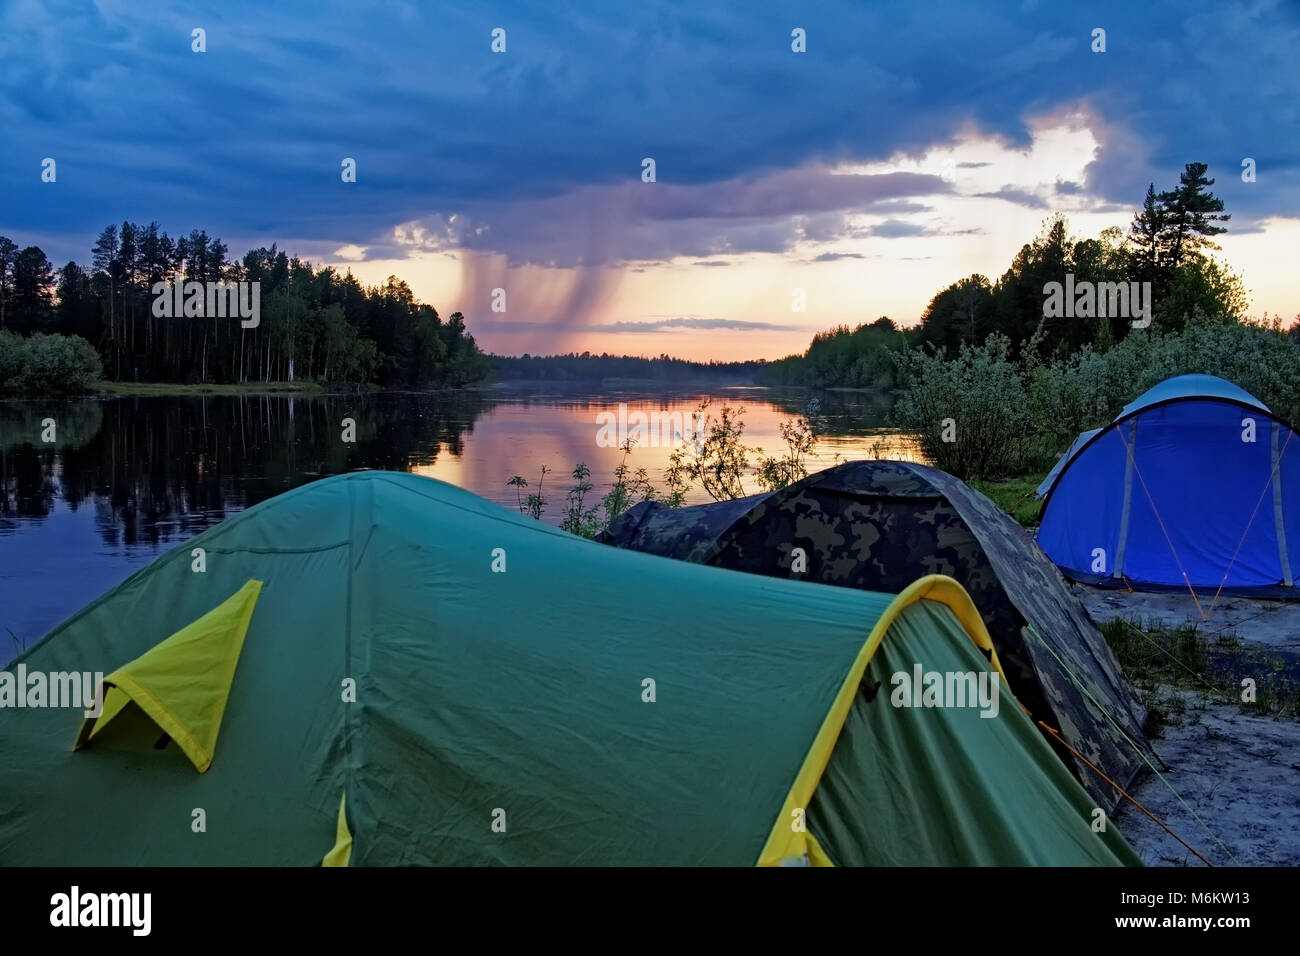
[492,352,766,384]
[757,317,914,387]
[0,164,1273,395]
[0,223,490,389]
[917,163,1246,358]
[761,163,1270,388]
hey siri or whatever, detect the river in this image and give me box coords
[0,384,920,652]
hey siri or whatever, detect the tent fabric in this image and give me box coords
[756,574,1011,865]
[322,794,352,867]
[1037,429,1100,498]
[1037,374,1300,595]
[1116,372,1269,419]
[599,460,1152,813]
[807,601,1131,866]
[73,578,263,773]
[0,471,1138,866]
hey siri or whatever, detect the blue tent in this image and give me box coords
[1037,374,1300,596]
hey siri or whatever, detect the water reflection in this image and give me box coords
[0,386,917,649]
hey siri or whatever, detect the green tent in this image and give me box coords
[598,460,1154,813]
[0,472,1139,866]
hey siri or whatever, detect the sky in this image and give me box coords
[1,0,1298,361]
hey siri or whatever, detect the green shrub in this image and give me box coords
[894,316,1300,479]
[0,331,103,396]
[893,334,1037,478]
[0,332,24,388]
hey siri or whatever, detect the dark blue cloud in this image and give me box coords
[0,0,1295,267]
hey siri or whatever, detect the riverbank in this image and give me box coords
[95,380,326,396]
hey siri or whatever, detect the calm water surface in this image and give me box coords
[0,385,919,653]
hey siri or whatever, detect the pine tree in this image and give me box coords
[0,236,17,330]
[91,225,120,376]
[1129,184,1166,282]
[1158,162,1230,270]
[11,246,56,330]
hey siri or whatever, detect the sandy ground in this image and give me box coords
[1111,691,1300,865]
[1075,585,1300,866]
[1075,585,1300,654]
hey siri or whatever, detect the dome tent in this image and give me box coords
[0,471,1138,866]
[600,460,1153,812]
[1037,374,1300,596]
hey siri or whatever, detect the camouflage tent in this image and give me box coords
[600,460,1153,812]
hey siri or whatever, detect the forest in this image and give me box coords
[0,224,490,392]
